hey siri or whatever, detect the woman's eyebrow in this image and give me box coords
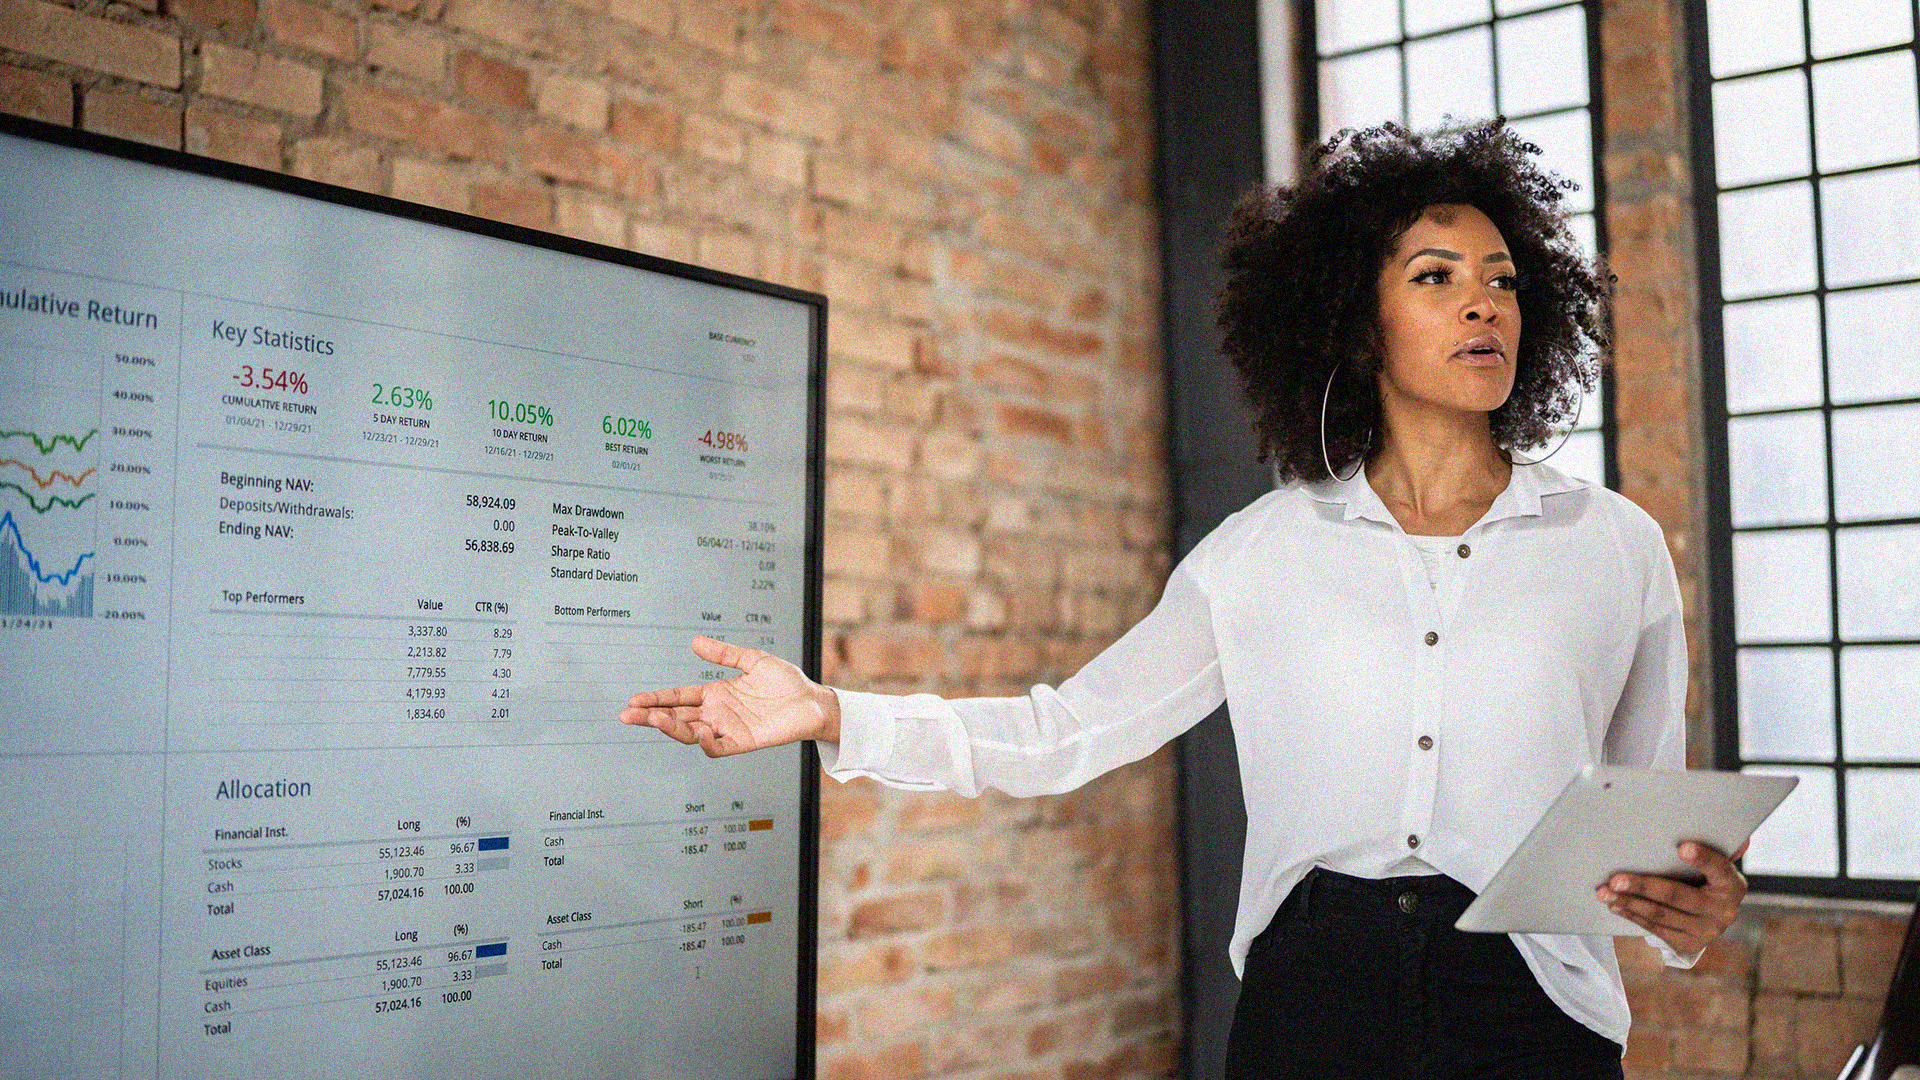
[1402,248,1516,266]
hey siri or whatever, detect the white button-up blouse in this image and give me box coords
[817,461,1694,1047]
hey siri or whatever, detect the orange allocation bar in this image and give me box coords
[746,911,772,925]
[748,819,773,831]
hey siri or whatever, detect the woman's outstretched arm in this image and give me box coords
[619,528,1231,798]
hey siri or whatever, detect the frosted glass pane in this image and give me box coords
[1724,296,1823,412]
[1734,528,1832,643]
[1821,168,1920,289]
[1571,375,1599,430]
[1405,0,1490,37]
[1712,70,1811,187]
[1729,411,1828,527]
[1494,0,1562,14]
[1322,47,1405,131]
[1840,645,1920,760]
[1743,766,1837,875]
[1548,428,1604,487]
[1508,109,1593,212]
[1739,646,1836,759]
[1812,54,1920,173]
[1846,770,1920,878]
[1406,26,1494,130]
[1826,284,1920,404]
[1809,0,1914,58]
[1496,7,1588,116]
[1838,525,1920,639]
[1566,211,1595,258]
[1719,183,1817,300]
[1706,0,1804,77]
[1833,404,1920,522]
[1320,0,1401,54]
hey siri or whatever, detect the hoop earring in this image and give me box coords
[1506,381,1586,466]
[1320,361,1372,482]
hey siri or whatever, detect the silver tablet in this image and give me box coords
[1455,766,1798,935]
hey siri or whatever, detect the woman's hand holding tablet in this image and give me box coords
[1596,839,1751,957]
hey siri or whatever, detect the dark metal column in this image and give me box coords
[1150,2,1275,1076]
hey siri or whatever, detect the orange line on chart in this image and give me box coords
[0,459,95,488]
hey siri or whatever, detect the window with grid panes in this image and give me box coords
[1693,0,1920,898]
[1306,0,1611,486]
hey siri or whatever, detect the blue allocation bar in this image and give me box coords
[475,942,507,959]
[477,836,509,851]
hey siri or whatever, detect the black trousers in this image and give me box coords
[1224,868,1625,1080]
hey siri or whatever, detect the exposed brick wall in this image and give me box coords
[1618,903,1912,1080]
[0,1,1173,1077]
[1601,0,1706,768]
[1601,1,1915,1077]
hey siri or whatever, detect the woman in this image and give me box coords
[620,121,1748,1078]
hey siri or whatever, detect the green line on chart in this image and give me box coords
[0,483,96,512]
[0,428,100,455]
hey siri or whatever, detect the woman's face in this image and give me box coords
[1374,203,1522,420]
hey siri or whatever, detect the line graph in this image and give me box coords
[2,458,96,488]
[0,484,95,513]
[1,457,96,513]
[0,427,98,455]
[1,346,106,619]
[0,509,94,616]
[1,511,94,583]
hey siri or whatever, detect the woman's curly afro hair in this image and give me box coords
[1215,119,1612,484]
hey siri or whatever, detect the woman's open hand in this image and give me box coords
[619,636,840,756]
[1596,840,1750,959]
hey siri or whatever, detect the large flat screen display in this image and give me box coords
[0,115,821,1080]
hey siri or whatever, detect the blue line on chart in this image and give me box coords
[0,510,95,584]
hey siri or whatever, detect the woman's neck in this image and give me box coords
[1364,432,1513,536]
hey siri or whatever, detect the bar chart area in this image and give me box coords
[157,744,800,1080]
[161,750,519,1074]
[190,825,516,1025]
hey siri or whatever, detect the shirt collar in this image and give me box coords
[1302,460,1584,528]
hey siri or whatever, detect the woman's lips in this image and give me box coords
[1453,334,1506,366]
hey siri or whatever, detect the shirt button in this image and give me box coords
[1425,631,1439,646]
[1407,834,1421,849]
[1418,735,1434,751]
[1457,543,1471,558]
[1397,892,1419,914]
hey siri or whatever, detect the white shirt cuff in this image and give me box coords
[1649,932,1705,969]
[815,689,898,781]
